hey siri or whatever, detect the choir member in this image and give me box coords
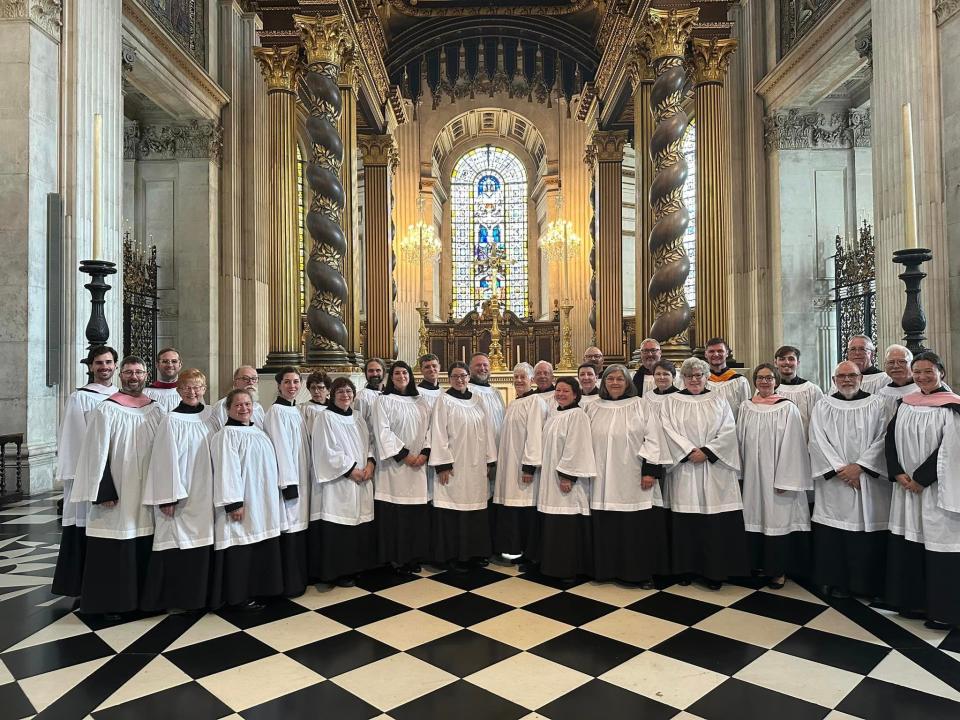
[528,376,597,582]
[372,361,431,575]
[312,377,377,586]
[141,368,216,611]
[301,371,331,436]
[885,351,960,629]
[830,335,889,395]
[354,357,385,436]
[704,337,752,419]
[264,367,311,597]
[773,345,823,437]
[631,338,662,396]
[210,389,284,609]
[429,361,497,570]
[582,347,604,373]
[72,356,165,615]
[587,365,669,587]
[469,353,506,443]
[641,360,679,414]
[144,347,183,412]
[738,364,812,589]
[661,357,748,589]
[877,345,917,417]
[578,363,601,407]
[417,353,443,409]
[808,361,889,599]
[213,366,265,429]
[493,363,547,562]
[52,346,117,598]
[533,360,555,395]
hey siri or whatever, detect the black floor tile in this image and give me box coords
[940,628,960,654]
[420,592,513,627]
[774,626,890,675]
[837,676,960,720]
[316,594,409,628]
[529,628,642,677]
[164,632,276,679]
[539,679,676,720]
[430,567,512,591]
[730,592,825,626]
[651,628,766,676]
[241,680,379,720]
[390,679,527,720]
[92,681,232,720]
[523,592,615,627]
[1,632,115,680]
[77,609,163,632]
[125,612,204,655]
[33,653,154,720]
[689,677,829,720]
[285,630,398,678]
[0,679,35,719]
[215,597,308,630]
[406,629,520,677]
[627,591,723,626]
[353,565,417,593]
[518,568,586,590]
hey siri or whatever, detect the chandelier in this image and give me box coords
[397,219,441,265]
[538,218,581,265]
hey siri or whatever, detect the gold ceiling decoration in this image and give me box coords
[386,0,595,17]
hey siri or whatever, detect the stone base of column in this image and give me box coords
[304,347,364,371]
[260,350,305,372]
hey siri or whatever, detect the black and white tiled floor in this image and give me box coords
[2,493,960,720]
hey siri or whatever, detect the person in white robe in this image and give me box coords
[738,364,812,589]
[312,377,377,586]
[353,357,385,437]
[372,361,431,575]
[468,353,506,443]
[493,364,546,563]
[264,366,311,597]
[143,347,183,412]
[212,366,266,429]
[884,351,960,630]
[429,361,497,570]
[527,376,598,581]
[704,337,752,420]
[52,345,117,598]
[417,353,443,408]
[641,360,680,415]
[141,368,216,612]
[631,338,663,397]
[300,371,330,437]
[72,355,165,615]
[661,357,748,589]
[808,361,889,599]
[773,345,823,438]
[578,363,601,408]
[828,334,889,395]
[587,365,670,587]
[876,345,919,419]
[210,389,284,609]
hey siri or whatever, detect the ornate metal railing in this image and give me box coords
[122,232,159,376]
[0,433,24,499]
[833,220,876,362]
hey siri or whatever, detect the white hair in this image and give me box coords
[534,360,554,372]
[512,362,535,379]
[847,334,876,352]
[884,344,913,364]
[680,356,710,377]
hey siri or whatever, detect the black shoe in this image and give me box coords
[473,557,490,568]
[678,578,692,586]
[336,575,357,588]
[103,613,124,623]
[898,609,926,620]
[830,588,850,599]
[233,600,265,612]
[924,619,954,631]
[446,560,469,574]
[518,561,536,574]
[704,579,722,591]
[767,576,786,590]
[407,562,422,573]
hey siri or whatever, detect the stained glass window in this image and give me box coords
[681,120,697,309]
[450,146,528,317]
[297,145,306,316]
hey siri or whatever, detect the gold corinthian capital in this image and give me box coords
[253,45,301,93]
[294,13,348,67]
[691,38,738,85]
[643,7,699,62]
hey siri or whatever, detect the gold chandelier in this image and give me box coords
[538,198,580,371]
[396,197,441,356]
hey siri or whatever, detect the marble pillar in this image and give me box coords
[938,1,960,368]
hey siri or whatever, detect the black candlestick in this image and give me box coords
[79,259,118,365]
[892,247,933,355]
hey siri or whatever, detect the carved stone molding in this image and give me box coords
[386,0,594,16]
[764,107,871,151]
[691,38,738,85]
[0,0,62,39]
[121,39,138,74]
[295,13,348,67]
[124,120,224,166]
[935,0,960,25]
[358,134,396,166]
[779,0,841,57]
[591,130,628,163]
[642,7,699,62]
[253,45,301,93]
[854,23,872,69]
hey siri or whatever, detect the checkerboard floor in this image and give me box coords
[3,493,960,720]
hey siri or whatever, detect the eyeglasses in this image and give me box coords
[449,373,470,380]
[333,389,354,396]
[683,373,704,380]
[886,360,908,367]
[834,373,860,381]
[640,349,660,355]
[847,347,868,354]
[120,370,147,377]
[182,385,206,393]
[755,376,777,383]
[584,354,603,360]
[236,376,259,383]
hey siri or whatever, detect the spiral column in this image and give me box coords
[645,7,697,360]
[585,144,597,343]
[630,48,656,363]
[295,13,351,365]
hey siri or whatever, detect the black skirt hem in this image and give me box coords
[52,524,87,597]
[140,545,213,611]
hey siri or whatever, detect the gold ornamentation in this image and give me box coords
[312,194,342,219]
[313,143,341,170]
[314,243,344,273]
[253,45,301,92]
[644,7,699,62]
[358,134,396,165]
[311,290,344,319]
[294,13,347,68]
[386,0,594,17]
[691,38,738,85]
[592,130,628,162]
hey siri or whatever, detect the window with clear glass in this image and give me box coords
[681,119,697,309]
[450,146,528,317]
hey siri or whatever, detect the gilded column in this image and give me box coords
[359,134,397,361]
[253,45,302,368]
[692,38,737,351]
[591,130,629,363]
[295,14,351,366]
[631,48,656,353]
[645,7,698,361]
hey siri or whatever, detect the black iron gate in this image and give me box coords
[833,220,876,362]
[122,232,159,376]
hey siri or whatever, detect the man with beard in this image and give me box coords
[830,335,889,395]
[71,356,165,616]
[52,346,118,598]
[631,338,662,397]
[876,345,917,417]
[808,361,889,599]
[213,366,265,429]
[773,345,823,437]
[144,347,183,411]
[417,354,443,411]
[469,353,505,444]
[353,357,385,436]
[704,337,752,420]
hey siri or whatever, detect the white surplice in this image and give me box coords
[211,424,282,549]
[877,381,919,420]
[469,383,506,447]
[585,397,669,511]
[144,386,181,412]
[300,402,327,437]
[579,392,601,409]
[312,410,374,526]
[776,380,824,438]
[372,394,431,505]
[73,400,165,540]
[428,392,497,511]
[263,403,312,533]
[211,397,265,430]
[708,375,752,421]
[661,392,742,514]
[828,369,890,396]
[353,387,381,437]
[737,400,812,535]
[537,407,597,516]
[493,393,550,508]
[143,407,216,549]
[808,393,889,531]
[56,384,113,529]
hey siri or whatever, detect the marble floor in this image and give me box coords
[1,494,960,719]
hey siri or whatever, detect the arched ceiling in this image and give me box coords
[431,108,548,176]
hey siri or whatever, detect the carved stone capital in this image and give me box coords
[691,38,738,85]
[294,13,347,68]
[626,40,655,85]
[253,45,301,93]
[0,0,62,39]
[763,107,871,151]
[122,39,138,75]
[591,130,629,163]
[359,134,396,166]
[854,23,872,69]
[935,0,960,26]
[643,7,699,62]
[583,142,597,174]
[124,120,224,166]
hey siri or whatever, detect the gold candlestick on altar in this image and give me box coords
[417,301,430,358]
[487,294,507,371]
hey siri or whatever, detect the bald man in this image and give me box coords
[212,366,266,429]
[582,346,604,373]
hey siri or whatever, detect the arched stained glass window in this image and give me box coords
[450,146,528,317]
[681,120,697,309]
